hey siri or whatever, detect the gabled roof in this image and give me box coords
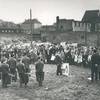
[22,19,41,24]
[82,10,100,23]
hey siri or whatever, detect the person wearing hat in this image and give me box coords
[91,49,100,82]
[35,57,44,87]
[7,54,17,82]
[16,59,26,87]
[22,53,30,73]
[55,52,62,76]
[21,53,30,87]
[0,58,10,88]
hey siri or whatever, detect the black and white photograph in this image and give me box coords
[0,0,100,100]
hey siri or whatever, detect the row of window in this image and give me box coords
[0,29,22,33]
[74,22,90,27]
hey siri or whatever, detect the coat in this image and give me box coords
[0,63,11,84]
[8,57,16,69]
[22,56,30,73]
[35,61,44,82]
[17,62,28,84]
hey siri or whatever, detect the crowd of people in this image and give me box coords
[0,40,99,88]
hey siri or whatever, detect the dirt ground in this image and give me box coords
[0,64,100,100]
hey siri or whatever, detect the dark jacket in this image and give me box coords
[91,53,100,70]
[8,57,16,69]
[91,53,100,67]
[0,63,9,74]
[55,55,62,65]
[22,56,30,68]
[35,61,44,72]
[17,62,25,74]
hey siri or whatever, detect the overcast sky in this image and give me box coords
[0,0,100,25]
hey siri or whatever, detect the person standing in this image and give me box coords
[35,57,44,87]
[16,59,26,87]
[0,58,10,88]
[22,53,30,86]
[22,53,30,73]
[55,52,62,76]
[7,54,17,82]
[91,49,100,82]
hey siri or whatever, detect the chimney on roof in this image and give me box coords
[56,16,59,22]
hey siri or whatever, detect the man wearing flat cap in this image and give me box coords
[0,58,10,88]
[91,49,100,82]
[35,57,44,87]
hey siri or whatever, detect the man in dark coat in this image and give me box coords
[22,53,30,73]
[35,57,44,87]
[55,52,62,76]
[0,58,10,88]
[16,59,26,87]
[91,49,100,82]
[22,53,30,86]
[7,54,17,82]
[64,50,72,65]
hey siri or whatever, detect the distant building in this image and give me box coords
[72,21,91,32]
[95,23,100,32]
[56,16,73,32]
[55,16,91,32]
[0,20,22,33]
[20,19,42,34]
[82,10,100,32]
[40,25,56,33]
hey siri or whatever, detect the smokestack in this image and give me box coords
[56,16,59,31]
[30,9,32,21]
[56,16,59,23]
[30,9,33,41]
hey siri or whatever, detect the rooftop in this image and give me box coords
[82,9,100,23]
[22,19,42,24]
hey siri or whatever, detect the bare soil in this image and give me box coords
[0,64,100,100]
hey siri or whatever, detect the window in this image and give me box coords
[2,30,4,32]
[74,22,76,26]
[60,25,63,29]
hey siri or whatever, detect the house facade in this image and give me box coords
[72,21,91,32]
[20,19,42,34]
[82,10,100,32]
[0,20,22,33]
[55,16,91,32]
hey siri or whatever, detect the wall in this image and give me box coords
[41,31,100,46]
